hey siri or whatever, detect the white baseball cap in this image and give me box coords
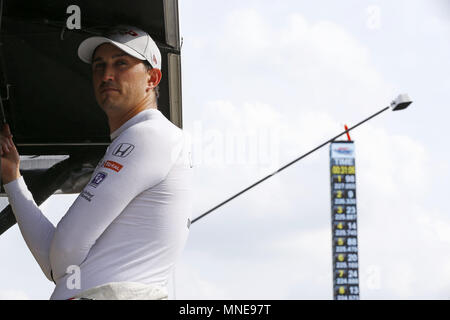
[78,25,162,70]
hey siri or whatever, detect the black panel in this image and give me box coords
[0,0,178,155]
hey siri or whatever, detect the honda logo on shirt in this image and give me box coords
[112,143,135,158]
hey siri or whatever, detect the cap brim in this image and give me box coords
[78,36,147,64]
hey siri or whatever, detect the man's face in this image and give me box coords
[91,43,150,112]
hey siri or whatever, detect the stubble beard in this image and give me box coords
[97,93,123,114]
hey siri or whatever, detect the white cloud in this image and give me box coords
[357,124,429,199]
[209,10,393,117]
[221,9,272,56]
[0,289,30,300]
[173,259,227,299]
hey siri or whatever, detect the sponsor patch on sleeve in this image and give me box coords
[103,160,123,172]
[89,171,108,188]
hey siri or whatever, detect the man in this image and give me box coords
[0,25,192,300]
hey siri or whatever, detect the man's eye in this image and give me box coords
[93,63,104,70]
[117,60,127,66]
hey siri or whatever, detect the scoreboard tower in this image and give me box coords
[329,141,360,300]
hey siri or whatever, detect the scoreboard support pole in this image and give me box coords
[330,141,360,300]
[192,105,393,224]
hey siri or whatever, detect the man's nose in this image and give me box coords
[101,64,115,82]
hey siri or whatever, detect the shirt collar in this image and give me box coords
[110,108,161,141]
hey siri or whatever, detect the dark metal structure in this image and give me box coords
[0,0,182,235]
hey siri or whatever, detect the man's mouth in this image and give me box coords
[100,87,119,93]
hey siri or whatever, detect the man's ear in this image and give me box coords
[147,68,162,91]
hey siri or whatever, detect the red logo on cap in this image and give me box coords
[125,30,138,37]
[113,28,138,37]
[152,54,158,66]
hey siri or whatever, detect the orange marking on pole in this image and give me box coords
[344,124,351,141]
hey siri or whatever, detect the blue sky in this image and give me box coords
[1,0,449,299]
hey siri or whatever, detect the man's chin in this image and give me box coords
[97,101,117,112]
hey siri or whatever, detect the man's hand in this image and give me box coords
[0,123,21,184]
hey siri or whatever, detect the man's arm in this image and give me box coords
[1,124,55,281]
[4,177,56,281]
[49,125,184,280]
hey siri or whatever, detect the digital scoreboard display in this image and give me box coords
[330,141,360,300]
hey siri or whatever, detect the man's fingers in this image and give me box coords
[0,131,17,155]
[4,123,11,136]
[1,123,12,138]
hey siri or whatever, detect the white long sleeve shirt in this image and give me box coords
[4,108,193,300]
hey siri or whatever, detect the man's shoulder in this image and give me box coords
[105,117,187,169]
[112,116,184,148]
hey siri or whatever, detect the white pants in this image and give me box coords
[69,282,168,300]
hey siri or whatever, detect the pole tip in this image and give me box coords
[390,93,412,111]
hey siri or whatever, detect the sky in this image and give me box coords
[1,0,450,299]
